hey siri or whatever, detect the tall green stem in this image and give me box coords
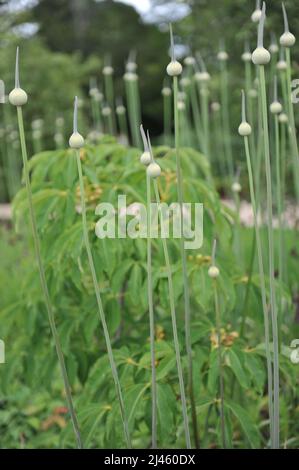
[243,135,274,446]
[259,66,280,448]
[274,115,283,292]
[152,179,191,449]
[173,76,199,448]
[146,174,157,448]
[220,60,233,178]
[16,107,83,449]
[285,48,299,202]
[104,74,116,135]
[213,279,226,448]
[280,120,287,284]
[163,92,172,146]
[75,149,131,448]
[201,85,210,160]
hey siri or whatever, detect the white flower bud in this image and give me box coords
[177,101,186,111]
[89,87,99,97]
[270,101,283,114]
[252,47,271,65]
[103,66,114,76]
[242,52,252,62]
[33,130,42,140]
[208,266,220,279]
[54,133,63,144]
[238,122,252,136]
[10,131,18,141]
[124,72,138,82]
[94,92,103,103]
[162,87,172,97]
[32,119,43,130]
[167,60,183,77]
[56,117,64,127]
[116,105,126,115]
[277,60,287,71]
[9,88,28,106]
[140,151,151,166]
[180,77,191,87]
[278,113,288,123]
[269,43,279,54]
[280,32,296,48]
[184,56,196,66]
[217,51,229,61]
[147,162,161,178]
[211,102,221,112]
[69,132,85,149]
[126,62,137,72]
[251,9,262,23]
[232,182,242,193]
[194,71,211,82]
[248,89,258,98]
[102,106,111,117]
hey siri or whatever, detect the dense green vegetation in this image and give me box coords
[0,0,299,450]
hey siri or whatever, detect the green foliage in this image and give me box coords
[0,138,297,448]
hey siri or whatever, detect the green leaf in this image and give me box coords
[226,348,250,389]
[157,384,175,437]
[125,383,148,432]
[208,348,219,394]
[225,400,260,449]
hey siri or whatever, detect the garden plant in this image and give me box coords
[0,0,298,451]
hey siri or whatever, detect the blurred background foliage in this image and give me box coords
[1,0,298,149]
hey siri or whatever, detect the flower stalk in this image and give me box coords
[9,48,83,449]
[70,97,131,449]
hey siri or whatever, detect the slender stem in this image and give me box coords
[213,281,226,449]
[125,80,141,148]
[245,61,255,155]
[132,80,142,148]
[220,60,233,179]
[75,149,131,449]
[244,135,274,447]
[280,120,287,285]
[275,115,283,288]
[92,98,103,133]
[233,191,241,266]
[16,107,83,449]
[191,80,204,148]
[239,234,256,338]
[285,48,299,202]
[259,66,280,448]
[163,93,172,146]
[118,112,129,144]
[255,82,264,211]
[104,74,116,135]
[201,85,210,160]
[173,76,199,448]
[146,174,157,449]
[152,179,191,449]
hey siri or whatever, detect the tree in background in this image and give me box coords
[9,0,170,134]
